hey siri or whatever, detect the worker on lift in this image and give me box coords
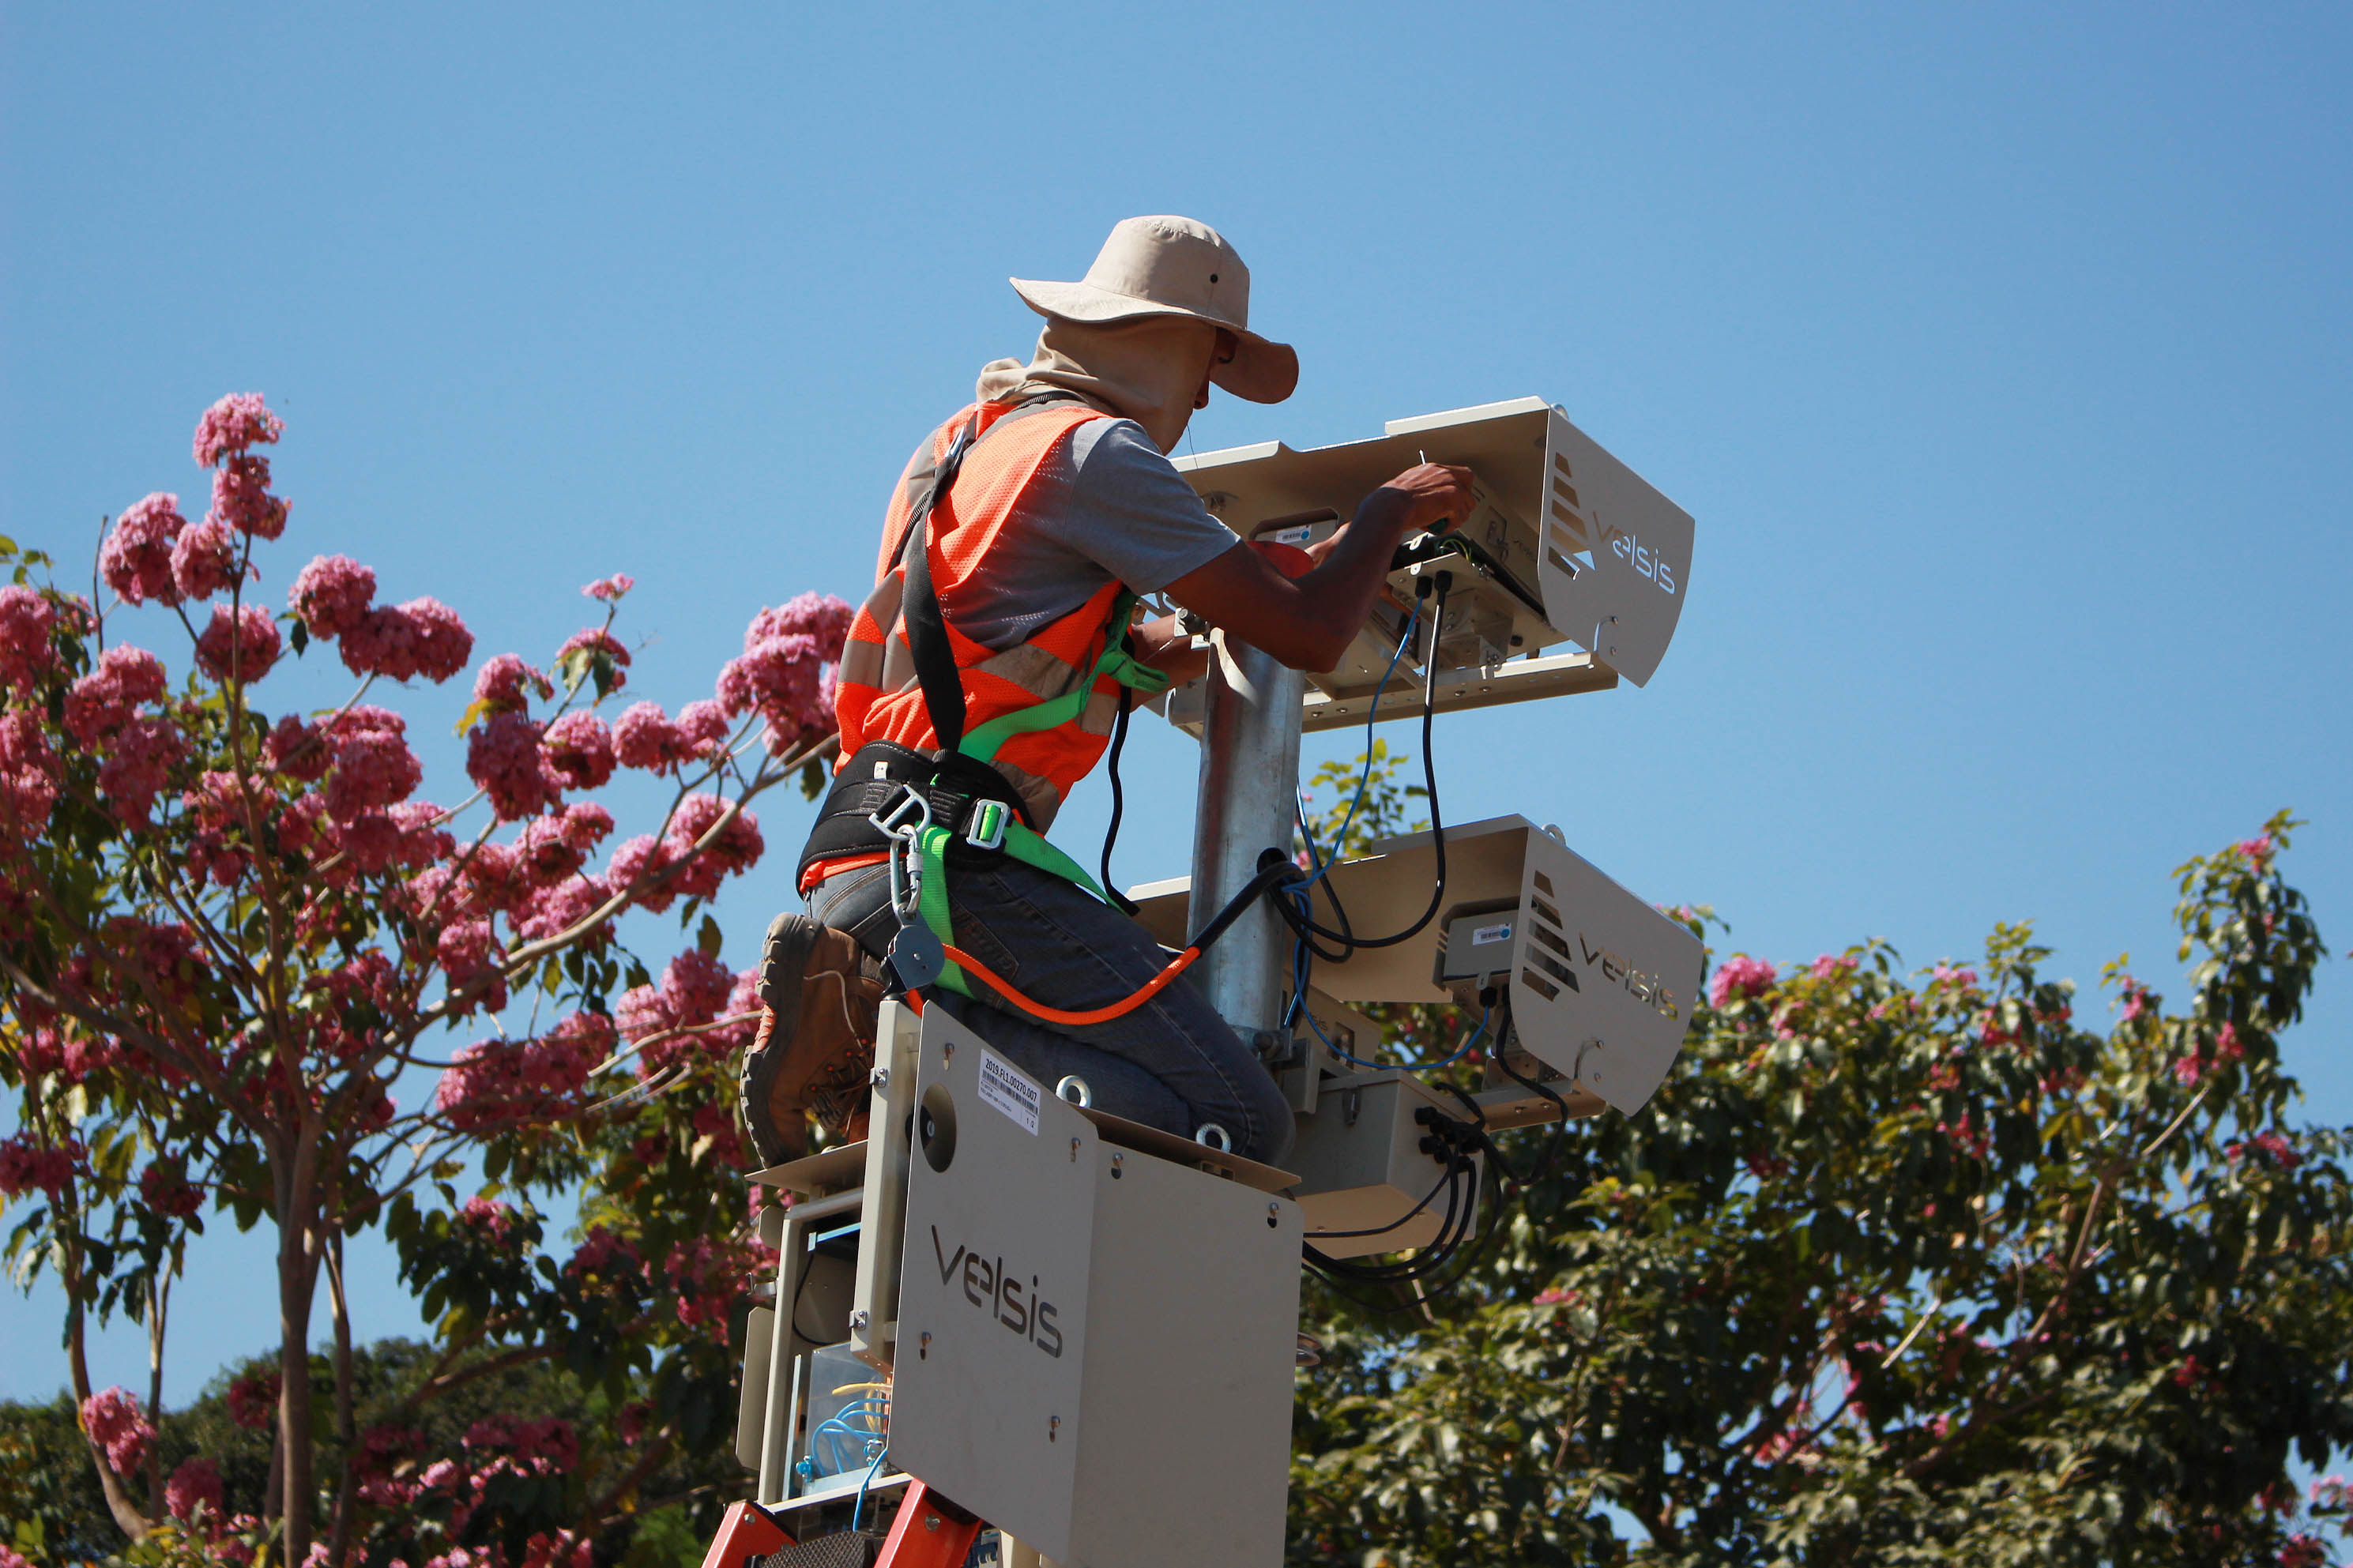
[739,216,1472,1170]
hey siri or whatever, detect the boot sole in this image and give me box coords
[740,912,826,1167]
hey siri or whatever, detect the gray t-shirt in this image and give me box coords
[944,416,1240,649]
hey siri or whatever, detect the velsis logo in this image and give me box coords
[1598,522,1677,596]
[931,1226,1065,1359]
[1577,931,1683,1021]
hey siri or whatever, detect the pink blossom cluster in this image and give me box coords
[0,1135,80,1198]
[70,919,209,1021]
[191,393,284,468]
[226,1371,279,1431]
[265,713,330,780]
[2118,976,2154,1023]
[66,645,168,746]
[208,453,288,540]
[717,594,854,752]
[1930,963,1980,991]
[2237,833,2276,866]
[167,1455,224,1522]
[2276,1535,2327,1568]
[616,950,750,1077]
[582,573,635,601]
[0,586,57,690]
[170,518,241,602]
[342,596,474,685]
[140,1159,205,1218]
[12,1026,125,1084]
[555,627,631,693]
[458,1196,518,1243]
[324,722,424,821]
[540,711,616,790]
[80,1386,155,1476]
[509,871,616,946]
[432,1013,609,1131]
[612,698,731,775]
[437,919,509,1017]
[664,1235,749,1333]
[1809,953,1857,980]
[606,794,763,916]
[2227,1131,2302,1171]
[100,493,189,606]
[474,653,553,714]
[465,712,565,822]
[1709,954,1776,1008]
[0,709,60,843]
[690,1100,747,1166]
[464,1413,579,1472]
[2172,1021,2248,1087]
[700,967,766,1055]
[96,716,188,824]
[288,555,377,640]
[566,1224,641,1280]
[512,803,614,886]
[194,603,282,684]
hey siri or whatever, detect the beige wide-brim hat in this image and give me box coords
[1011,216,1299,404]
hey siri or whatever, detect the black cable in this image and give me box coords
[1188,852,1305,953]
[1099,683,1138,914]
[1271,572,1454,954]
[1289,798,1355,964]
[1306,1159,1460,1239]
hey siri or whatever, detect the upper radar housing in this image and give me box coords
[1174,397,1694,700]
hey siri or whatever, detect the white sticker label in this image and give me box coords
[1267,525,1314,545]
[1472,922,1515,946]
[976,1047,1041,1136]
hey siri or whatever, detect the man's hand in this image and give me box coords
[1166,460,1481,673]
[1361,462,1478,540]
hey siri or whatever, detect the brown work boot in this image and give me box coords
[737,913,884,1167]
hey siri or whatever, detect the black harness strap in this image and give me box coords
[896,419,978,754]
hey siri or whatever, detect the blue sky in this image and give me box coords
[2,4,2347,1406]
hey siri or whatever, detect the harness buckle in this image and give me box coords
[964,798,1010,852]
[868,785,932,843]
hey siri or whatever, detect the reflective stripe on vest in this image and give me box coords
[834,400,1163,830]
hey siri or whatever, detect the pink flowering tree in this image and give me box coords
[0,397,852,1566]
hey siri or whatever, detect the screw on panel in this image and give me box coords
[944,1043,955,1061]
[919,1331,931,1360]
[924,1515,940,1532]
[1109,1152,1123,1179]
[849,1309,871,1332]
[1267,1201,1281,1230]
[871,1066,890,1089]
[1048,1416,1060,1442]
[1069,1137,1079,1162]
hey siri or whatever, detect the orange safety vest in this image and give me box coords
[811,398,1165,891]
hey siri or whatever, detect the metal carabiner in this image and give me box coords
[887,829,922,925]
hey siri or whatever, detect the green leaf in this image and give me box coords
[697,913,724,961]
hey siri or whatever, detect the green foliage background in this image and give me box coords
[1289,763,2350,1565]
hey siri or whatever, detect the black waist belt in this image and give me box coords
[796,740,1033,884]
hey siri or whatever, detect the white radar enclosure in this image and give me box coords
[1131,817,1705,1116]
[1174,396,1695,692]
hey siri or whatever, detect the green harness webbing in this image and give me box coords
[909,588,1169,996]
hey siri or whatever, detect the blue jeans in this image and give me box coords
[808,857,1296,1167]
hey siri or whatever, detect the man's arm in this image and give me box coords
[1161,463,1475,672]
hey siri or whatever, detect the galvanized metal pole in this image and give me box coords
[1188,631,1306,1047]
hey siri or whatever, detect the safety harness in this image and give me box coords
[796,403,1172,996]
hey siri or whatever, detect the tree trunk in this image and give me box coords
[325,1237,359,1568]
[144,1274,168,1525]
[276,1132,326,1566]
[63,1247,153,1543]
